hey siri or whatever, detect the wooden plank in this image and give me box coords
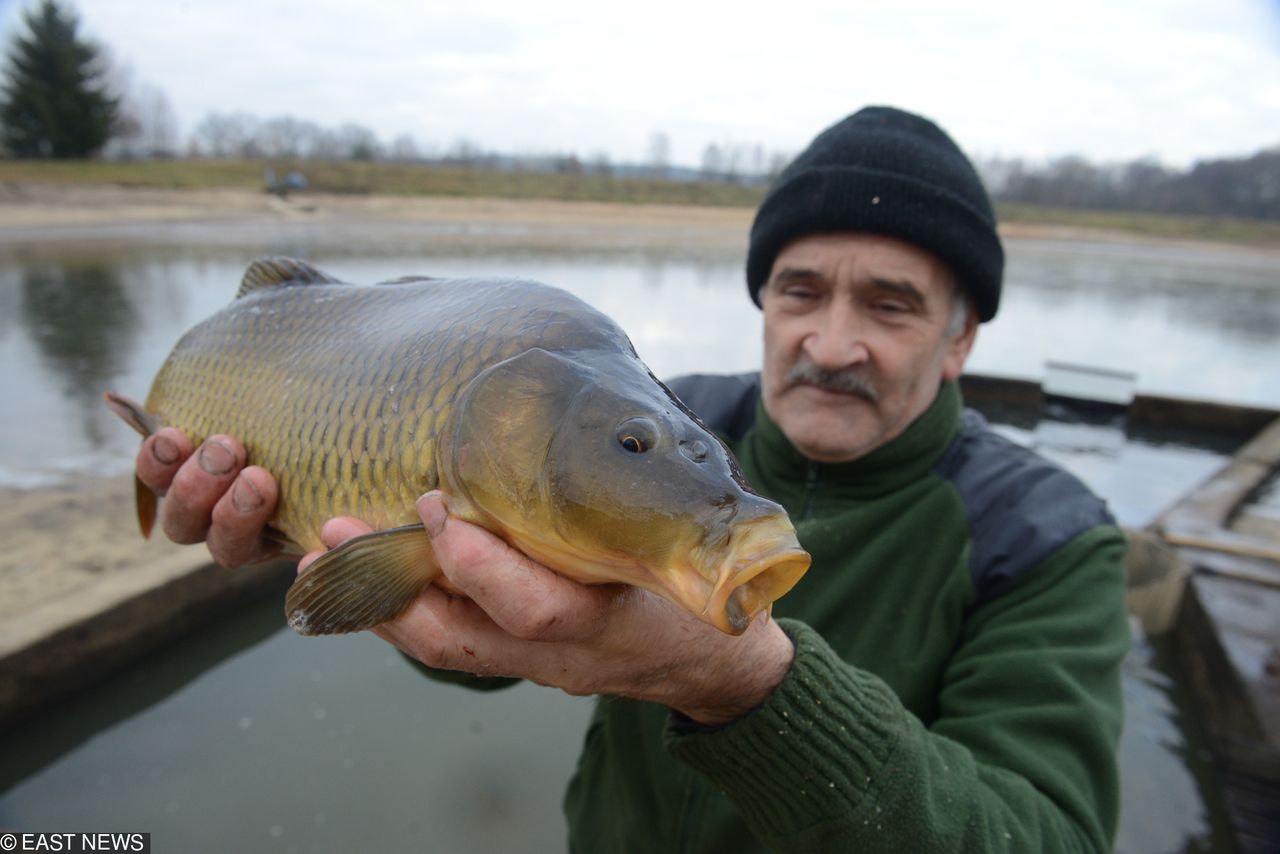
[1130,393,1279,437]
[1176,574,1280,853]
[0,558,295,732]
[958,372,1280,438]
[1155,416,1280,534]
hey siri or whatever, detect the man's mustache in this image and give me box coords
[785,358,879,402]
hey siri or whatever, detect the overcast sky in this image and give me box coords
[3,0,1278,168]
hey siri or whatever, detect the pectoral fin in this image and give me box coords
[284,524,439,635]
[134,475,157,539]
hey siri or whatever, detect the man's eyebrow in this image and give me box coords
[770,267,823,284]
[869,277,926,307]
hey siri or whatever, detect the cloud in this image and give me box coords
[8,0,1278,167]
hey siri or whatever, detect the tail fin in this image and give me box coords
[103,391,160,437]
[104,391,162,538]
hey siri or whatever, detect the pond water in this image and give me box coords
[2,233,1276,851]
[0,235,1277,490]
[0,578,1230,854]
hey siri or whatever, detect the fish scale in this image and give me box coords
[107,257,810,636]
[134,268,622,552]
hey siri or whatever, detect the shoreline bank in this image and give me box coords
[6,184,1278,260]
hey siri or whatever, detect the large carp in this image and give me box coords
[106,257,810,636]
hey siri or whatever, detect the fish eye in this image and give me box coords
[616,417,659,454]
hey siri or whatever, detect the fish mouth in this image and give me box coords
[668,513,811,635]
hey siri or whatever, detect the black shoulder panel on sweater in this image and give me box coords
[933,409,1115,604]
[664,372,761,441]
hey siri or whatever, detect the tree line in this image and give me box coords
[979,152,1280,221]
[3,0,1277,221]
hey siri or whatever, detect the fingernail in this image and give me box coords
[151,435,179,465]
[198,439,235,475]
[231,475,263,513]
[417,491,449,538]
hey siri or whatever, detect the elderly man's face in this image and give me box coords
[760,233,977,463]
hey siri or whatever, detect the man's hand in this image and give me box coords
[311,492,796,727]
[139,432,796,726]
[134,427,281,566]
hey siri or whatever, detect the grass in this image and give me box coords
[995,202,1280,246]
[0,157,766,207]
[4,158,1278,245]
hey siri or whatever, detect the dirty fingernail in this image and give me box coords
[151,435,179,465]
[417,491,448,538]
[231,475,263,513]
[198,439,236,475]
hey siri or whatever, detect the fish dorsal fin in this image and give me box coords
[237,257,344,298]
[377,275,438,286]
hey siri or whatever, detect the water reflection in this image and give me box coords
[1115,629,1231,854]
[972,240,1280,406]
[19,264,140,450]
[1,238,1276,486]
[0,283,16,343]
[1004,239,1280,346]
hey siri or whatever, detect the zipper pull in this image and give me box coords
[801,460,821,519]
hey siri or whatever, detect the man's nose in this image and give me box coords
[803,306,869,368]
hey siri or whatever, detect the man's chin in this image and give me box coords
[775,405,880,463]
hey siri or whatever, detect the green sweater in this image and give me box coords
[560,380,1130,853]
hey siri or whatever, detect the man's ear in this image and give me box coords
[941,306,978,382]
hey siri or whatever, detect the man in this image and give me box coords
[136,106,1129,852]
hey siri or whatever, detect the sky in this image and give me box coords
[2,0,1278,169]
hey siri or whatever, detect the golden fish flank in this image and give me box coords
[106,257,811,636]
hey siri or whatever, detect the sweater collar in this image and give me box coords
[747,381,963,495]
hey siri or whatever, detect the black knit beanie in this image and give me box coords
[747,106,1004,322]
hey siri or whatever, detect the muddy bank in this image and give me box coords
[1,184,755,253]
[0,475,293,729]
[7,182,1267,257]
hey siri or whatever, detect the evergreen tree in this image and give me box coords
[1,0,119,158]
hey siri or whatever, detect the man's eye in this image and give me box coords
[782,287,817,300]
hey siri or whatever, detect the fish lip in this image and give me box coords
[685,515,811,635]
[701,547,810,634]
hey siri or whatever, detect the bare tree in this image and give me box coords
[446,137,482,165]
[335,122,381,160]
[766,150,791,180]
[308,126,344,160]
[388,132,420,162]
[193,111,259,158]
[589,151,613,176]
[721,143,744,183]
[700,142,723,180]
[137,84,177,156]
[258,115,309,158]
[648,131,670,178]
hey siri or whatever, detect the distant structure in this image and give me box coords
[264,167,308,197]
